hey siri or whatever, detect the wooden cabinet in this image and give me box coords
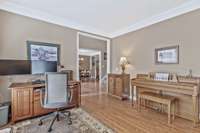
[33,89,53,116]
[12,87,33,122]
[108,77,115,94]
[108,74,130,100]
[10,81,81,123]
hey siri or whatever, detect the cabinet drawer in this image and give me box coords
[34,89,45,101]
[33,89,53,116]
[33,99,53,116]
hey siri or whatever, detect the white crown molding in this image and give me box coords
[110,0,200,38]
[0,1,111,38]
[0,0,199,38]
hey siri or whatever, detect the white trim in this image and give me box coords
[89,56,92,71]
[0,1,110,38]
[94,56,96,80]
[92,52,101,81]
[78,32,110,42]
[110,0,200,38]
[0,1,199,38]
[76,32,80,80]
[77,32,111,93]
[77,32,111,76]
[106,40,111,73]
[98,54,102,90]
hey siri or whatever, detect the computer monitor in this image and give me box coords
[31,61,57,74]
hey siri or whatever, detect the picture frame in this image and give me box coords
[155,45,179,64]
[104,52,107,60]
[27,41,60,64]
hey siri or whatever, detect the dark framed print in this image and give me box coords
[104,52,107,60]
[155,45,179,64]
[27,41,60,64]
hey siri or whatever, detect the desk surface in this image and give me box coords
[9,81,80,89]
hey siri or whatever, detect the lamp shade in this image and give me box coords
[120,57,128,65]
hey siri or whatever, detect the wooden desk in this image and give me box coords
[131,78,200,126]
[9,81,81,123]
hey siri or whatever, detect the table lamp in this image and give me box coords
[119,57,128,74]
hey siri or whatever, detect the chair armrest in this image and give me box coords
[68,89,73,103]
[40,88,45,107]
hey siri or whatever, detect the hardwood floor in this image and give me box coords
[81,94,200,133]
[81,80,107,95]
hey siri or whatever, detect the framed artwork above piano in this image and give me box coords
[155,45,179,64]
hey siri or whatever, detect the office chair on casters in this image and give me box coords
[39,72,72,132]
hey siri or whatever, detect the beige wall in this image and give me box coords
[111,9,200,78]
[0,10,110,102]
[0,10,79,102]
[0,10,77,72]
[79,35,107,78]
[0,75,42,102]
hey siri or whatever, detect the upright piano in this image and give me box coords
[131,74,200,126]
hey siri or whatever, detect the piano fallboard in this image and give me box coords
[132,79,199,96]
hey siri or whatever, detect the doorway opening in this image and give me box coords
[77,32,111,96]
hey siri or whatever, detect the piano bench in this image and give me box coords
[138,91,178,124]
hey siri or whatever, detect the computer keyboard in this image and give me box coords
[32,80,45,84]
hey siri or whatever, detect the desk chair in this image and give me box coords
[39,72,72,132]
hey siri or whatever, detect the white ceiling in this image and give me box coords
[0,0,200,38]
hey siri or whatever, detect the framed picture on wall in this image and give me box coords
[155,45,179,64]
[27,41,60,64]
[92,56,95,66]
[104,52,107,60]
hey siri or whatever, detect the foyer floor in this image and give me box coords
[81,94,200,133]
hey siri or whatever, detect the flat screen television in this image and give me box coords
[0,60,31,75]
[31,60,57,74]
